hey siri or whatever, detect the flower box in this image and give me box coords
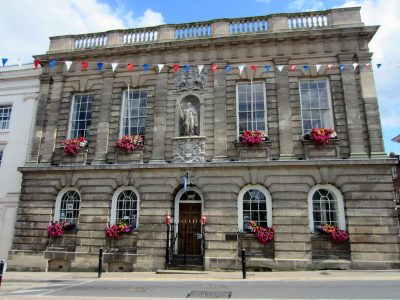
[60,148,88,165]
[302,140,340,159]
[114,148,143,164]
[238,233,274,259]
[312,224,350,260]
[62,137,88,155]
[235,141,271,161]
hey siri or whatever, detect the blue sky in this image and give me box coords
[1,0,399,154]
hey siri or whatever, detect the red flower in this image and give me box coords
[105,221,134,239]
[47,222,64,237]
[247,221,274,245]
[309,128,336,145]
[62,137,88,155]
[115,135,143,152]
[319,224,349,243]
[239,130,266,146]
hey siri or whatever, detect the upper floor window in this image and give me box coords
[308,184,345,232]
[69,94,93,138]
[236,82,266,137]
[111,187,139,228]
[392,166,398,179]
[237,185,272,231]
[299,79,333,134]
[121,90,147,138]
[55,188,81,226]
[0,105,12,130]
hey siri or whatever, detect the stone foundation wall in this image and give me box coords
[9,160,400,271]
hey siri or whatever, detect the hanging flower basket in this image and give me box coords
[62,137,88,155]
[316,224,349,243]
[47,221,64,237]
[239,130,267,146]
[115,135,143,152]
[105,221,136,239]
[304,128,337,145]
[247,221,274,245]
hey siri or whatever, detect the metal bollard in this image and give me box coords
[0,259,6,287]
[241,248,246,279]
[98,247,103,278]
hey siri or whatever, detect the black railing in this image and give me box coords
[166,220,205,268]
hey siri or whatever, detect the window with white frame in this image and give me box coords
[308,184,345,232]
[121,90,147,138]
[238,185,272,231]
[111,187,139,228]
[0,105,12,130]
[236,82,266,136]
[69,94,93,138]
[55,189,81,225]
[299,79,333,134]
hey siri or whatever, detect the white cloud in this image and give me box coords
[0,0,164,63]
[286,0,325,12]
[256,0,272,4]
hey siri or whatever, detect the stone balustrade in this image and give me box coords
[48,7,363,52]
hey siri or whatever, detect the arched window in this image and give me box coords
[238,185,272,231]
[111,187,139,228]
[54,188,81,225]
[308,184,345,232]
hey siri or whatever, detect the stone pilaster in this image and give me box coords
[338,54,368,158]
[27,74,51,165]
[275,58,296,160]
[40,75,65,164]
[92,73,115,164]
[150,71,168,162]
[357,53,386,157]
[213,71,228,161]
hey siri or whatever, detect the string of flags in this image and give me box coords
[0,57,389,74]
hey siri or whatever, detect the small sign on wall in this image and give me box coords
[225,233,238,241]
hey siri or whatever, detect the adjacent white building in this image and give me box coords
[0,64,40,259]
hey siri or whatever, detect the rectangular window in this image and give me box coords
[69,94,93,138]
[299,79,333,134]
[121,90,147,137]
[0,105,12,130]
[236,82,266,136]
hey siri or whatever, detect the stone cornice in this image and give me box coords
[19,158,395,173]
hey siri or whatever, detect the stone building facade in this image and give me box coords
[9,7,400,271]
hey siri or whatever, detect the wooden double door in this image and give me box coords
[178,203,202,255]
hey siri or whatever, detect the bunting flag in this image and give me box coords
[2,58,8,66]
[225,64,231,72]
[251,65,257,72]
[365,63,371,69]
[377,63,382,69]
[127,63,134,72]
[277,65,284,72]
[316,64,322,72]
[352,63,359,70]
[143,64,149,72]
[173,64,179,73]
[303,65,310,71]
[211,64,218,72]
[184,64,190,73]
[97,62,104,72]
[339,64,345,71]
[198,64,204,73]
[34,59,40,69]
[81,61,88,71]
[111,62,118,72]
[49,60,56,70]
[157,64,164,73]
[264,65,271,72]
[327,64,333,70]
[65,61,72,71]
[289,65,296,71]
[238,65,245,75]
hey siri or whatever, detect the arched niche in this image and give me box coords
[175,92,204,137]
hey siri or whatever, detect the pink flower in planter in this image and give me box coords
[247,221,274,245]
[308,128,336,145]
[115,135,143,152]
[47,222,64,237]
[239,130,267,146]
[62,137,88,155]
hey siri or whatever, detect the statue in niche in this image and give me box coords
[179,101,199,136]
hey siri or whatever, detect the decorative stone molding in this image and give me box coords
[176,70,208,91]
[302,140,340,159]
[235,141,271,161]
[114,149,143,164]
[172,136,206,163]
